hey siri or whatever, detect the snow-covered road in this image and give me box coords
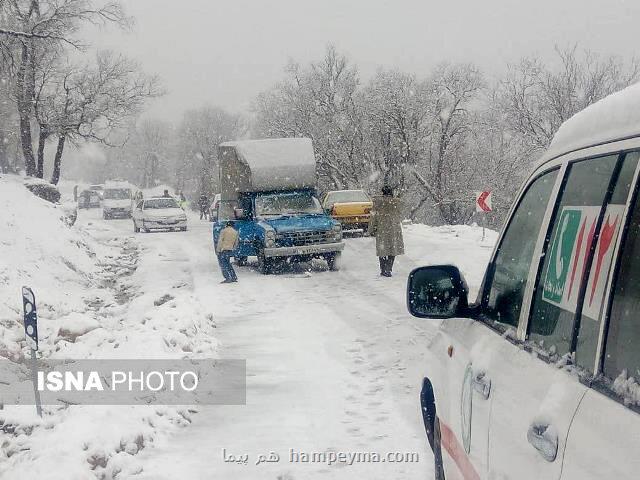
[77,211,497,480]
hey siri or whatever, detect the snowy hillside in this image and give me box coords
[0,175,104,361]
[0,175,219,479]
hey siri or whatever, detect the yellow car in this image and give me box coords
[322,189,373,232]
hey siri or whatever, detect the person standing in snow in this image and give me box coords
[367,185,404,277]
[216,221,239,283]
[199,194,210,220]
[178,192,187,209]
[162,189,171,198]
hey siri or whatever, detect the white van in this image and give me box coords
[407,83,640,479]
[102,182,133,219]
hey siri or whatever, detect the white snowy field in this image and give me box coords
[0,175,498,479]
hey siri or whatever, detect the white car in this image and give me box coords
[103,185,133,219]
[132,196,187,233]
[406,82,640,479]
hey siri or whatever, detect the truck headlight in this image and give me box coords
[332,224,342,241]
[265,230,276,247]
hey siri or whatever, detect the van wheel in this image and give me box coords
[257,251,273,275]
[326,252,341,271]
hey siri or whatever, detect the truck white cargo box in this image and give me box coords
[219,138,316,199]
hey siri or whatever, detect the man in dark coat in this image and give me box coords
[199,194,210,220]
[368,185,404,277]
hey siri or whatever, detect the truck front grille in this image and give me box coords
[277,230,333,246]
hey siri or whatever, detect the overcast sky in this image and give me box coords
[88,0,640,120]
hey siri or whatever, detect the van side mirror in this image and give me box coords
[407,265,469,319]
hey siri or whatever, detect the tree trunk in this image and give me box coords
[36,126,49,178]
[16,42,36,176]
[0,145,7,174]
[50,134,66,185]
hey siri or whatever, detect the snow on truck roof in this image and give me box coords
[541,81,640,164]
[219,138,316,192]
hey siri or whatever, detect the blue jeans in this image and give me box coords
[217,251,237,282]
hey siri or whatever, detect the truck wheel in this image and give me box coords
[257,251,273,275]
[326,252,341,271]
[236,256,248,266]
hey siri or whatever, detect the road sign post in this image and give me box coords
[475,191,493,242]
[21,286,42,417]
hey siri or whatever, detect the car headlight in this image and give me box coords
[265,238,275,248]
[266,230,276,239]
[179,215,187,221]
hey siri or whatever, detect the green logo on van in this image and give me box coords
[543,209,582,303]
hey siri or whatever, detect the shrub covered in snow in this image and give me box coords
[23,177,62,203]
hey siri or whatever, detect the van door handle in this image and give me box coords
[472,372,491,399]
[527,422,558,462]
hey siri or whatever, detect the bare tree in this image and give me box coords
[44,51,161,184]
[407,63,484,224]
[362,69,429,194]
[0,0,129,176]
[100,118,173,187]
[176,106,244,197]
[136,119,173,188]
[254,45,366,191]
[0,75,20,173]
[500,46,640,154]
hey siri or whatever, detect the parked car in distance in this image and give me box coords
[405,83,640,479]
[78,189,101,209]
[209,193,221,222]
[102,182,133,219]
[132,196,187,233]
[322,189,372,232]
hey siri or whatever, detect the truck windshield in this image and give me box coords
[255,192,322,217]
[325,190,370,205]
[104,189,131,200]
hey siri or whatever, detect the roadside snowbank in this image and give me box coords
[0,175,218,479]
[0,174,105,360]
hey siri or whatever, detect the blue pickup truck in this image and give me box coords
[212,138,345,274]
